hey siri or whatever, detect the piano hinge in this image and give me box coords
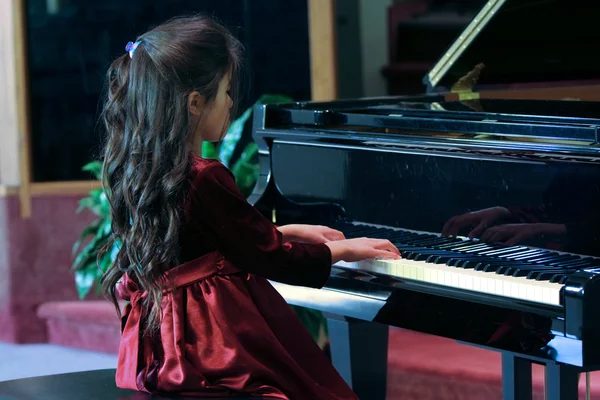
[456,91,480,101]
[450,63,484,101]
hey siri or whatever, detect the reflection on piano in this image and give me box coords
[249,96,600,400]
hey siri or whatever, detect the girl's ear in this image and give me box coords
[187,91,206,116]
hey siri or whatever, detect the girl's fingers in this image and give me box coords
[375,249,401,259]
[372,239,400,255]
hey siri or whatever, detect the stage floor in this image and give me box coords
[0,341,117,382]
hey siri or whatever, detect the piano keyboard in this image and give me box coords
[333,222,600,307]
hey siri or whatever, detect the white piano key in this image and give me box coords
[337,257,563,306]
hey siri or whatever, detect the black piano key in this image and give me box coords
[415,252,455,262]
[559,276,570,284]
[552,259,591,268]
[497,264,539,275]
[447,258,469,267]
[449,258,484,268]
[450,258,498,269]
[500,249,545,260]
[526,269,572,280]
[496,266,511,275]
[429,254,466,264]
[512,268,549,277]
[445,257,504,268]
[404,249,462,261]
[472,260,533,272]
[402,251,424,260]
[507,264,565,276]
[560,259,598,269]
[404,237,456,247]
[547,257,584,266]
[497,264,541,275]
[390,234,425,244]
[459,244,496,253]
[478,246,529,256]
[509,250,552,261]
[578,257,600,267]
[534,270,574,281]
[525,254,574,264]
[401,248,441,259]
[435,241,476,250]
[423,237,462,246]
[400,234,442,245]
[438,242,491,253]
[483,264,506,273]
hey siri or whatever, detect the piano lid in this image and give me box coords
[423,0,600,92]
[265,97,600,144]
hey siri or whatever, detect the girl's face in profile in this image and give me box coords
[191,71,233,147]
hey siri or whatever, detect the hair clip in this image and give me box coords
[125,41,142,58]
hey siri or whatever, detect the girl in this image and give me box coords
[100,15,400,399]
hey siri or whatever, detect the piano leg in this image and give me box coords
[502,353,581,400]
[544,362,580,400]
[502,353,532,399]
[324,313,388,400]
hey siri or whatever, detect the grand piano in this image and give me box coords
[247,2,600,399]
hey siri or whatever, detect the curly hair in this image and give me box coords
[99,15,242,334]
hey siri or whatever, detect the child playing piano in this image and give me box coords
[100,15,400,399]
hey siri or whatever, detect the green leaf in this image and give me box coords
[99,253,113,274]
[99,218,112,237]
[72,219,102,256]
[72,233,104,271]
[98,191,110,218]
[231,142,260,197]
[219,108,252,167]
[76,196,93,214]
[202,142,219,159]
[76,188,110,217]
[289,305,326,343]
[75,265,99,300]
[82,161,103,180]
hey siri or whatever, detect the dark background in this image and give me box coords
[25,0,311,181]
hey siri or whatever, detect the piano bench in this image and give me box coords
[387,328,600,399]
[0,369,264,400]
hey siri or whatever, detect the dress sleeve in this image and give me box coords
[188,162,332,288]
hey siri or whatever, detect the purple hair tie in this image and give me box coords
[125,41,141,58]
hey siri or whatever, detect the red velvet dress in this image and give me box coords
[115,157,358,399]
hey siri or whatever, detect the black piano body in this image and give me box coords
[249,95,600,400]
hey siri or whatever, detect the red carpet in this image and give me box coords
[387,328,600,399]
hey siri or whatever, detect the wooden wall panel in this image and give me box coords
[0,0,32,216]
[0,0,21,189]
[308,0,338,101]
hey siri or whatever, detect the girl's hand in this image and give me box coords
[326,238,401,264]
[277,224,345,244]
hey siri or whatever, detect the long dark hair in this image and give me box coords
[100,15,242,334]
